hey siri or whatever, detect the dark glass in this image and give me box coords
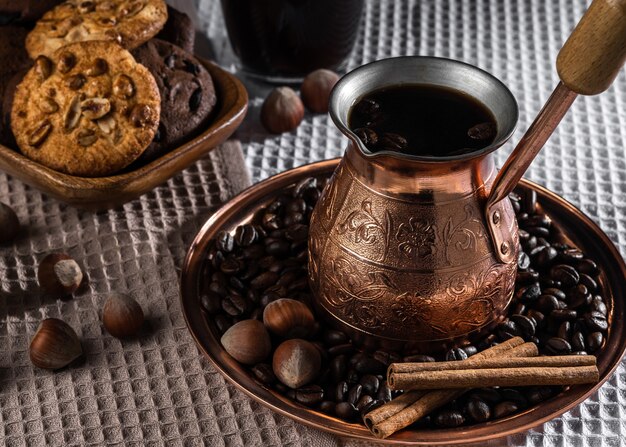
[221,0,364,80]
[349,85,498,157]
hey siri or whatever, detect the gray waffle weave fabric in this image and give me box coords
[0,1,624,447]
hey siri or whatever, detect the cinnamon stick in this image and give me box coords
[389,365,599,391]
[364,337,529,438]
[388,354,596,387]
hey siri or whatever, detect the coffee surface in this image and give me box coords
[349,84,497,157]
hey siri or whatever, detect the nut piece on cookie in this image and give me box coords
[25,0,168,58]
[11,41,161,177]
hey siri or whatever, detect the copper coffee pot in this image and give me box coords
[308,0,626,353]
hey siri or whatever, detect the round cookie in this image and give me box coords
[131,39,216,164]
[25,0,168,58]
[11,41,160,177]
[156,5,195,54]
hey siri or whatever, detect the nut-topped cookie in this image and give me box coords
[11,41,160,177]
[25,0,168,58]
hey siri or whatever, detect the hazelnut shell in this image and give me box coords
[272,339,321,389]
[0,202,19,244]
[102,293,144,338]
[29,318,82,370]
[263,298,315,338]
[301,69,339,113]
[37,253,83,295]
[221,319,272,365]
[261,87,304,134]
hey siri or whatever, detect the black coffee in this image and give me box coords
[349,85,497,157]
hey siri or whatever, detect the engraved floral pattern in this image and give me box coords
[441,204,487,264]
[336,199,392,262]
[395,217,438,259]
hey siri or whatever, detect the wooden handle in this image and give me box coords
[557,0,626,95]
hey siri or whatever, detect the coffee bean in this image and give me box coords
[579,274,597,291]
[567,284,591,309]
[590,296,607,316]
[360,399,384,417]
[497,320,521,338]
[587,332,604,353]
[323,329,349,346]
[372,350,401,366]
[534,246,558,267]
[511,314,536,338]
[376,382,392,402]
[550,309,577,321]
[234,224,258,247]
[445,347,468,361]
[543,288,566,300]
[319,400,335,415]
[354,127,379,147]
[516,282,541,301]
[334,381,348,402]
[468,388,502,404]
[262,213,282,230]
[356,394,374,412]
[222,294,248,316]
[378,133,408,151]
[463,345,478,357]
[347,384,362,406]
[296,385,324,406]
[220,257,241,275]
[466,399,491,422]
[330,355,348,383]
[346,369,360,384]
[216,231,235,252]
[435,410,465,427]
[200,293,222,314]
[493,401,519,418]
[285,224,309,242]
[252,363,276,385]
[545,337,572,354]
[328,343,353,356]
[571,331,586,351]
[354,357,386,375]
[526,386,554,405]
[524,235,538,251]
[557,321,572,340]
[516,271,540,285]
[550,264,580,287]
[265,239,290,256]
[214,314,232,334]
[499,389,528,407]
[585,311,608,331]
[537,294,560,313]
[360,375,380,396]
[526,310,545,327]
[209,280,227,297]
[335,402,358,421]
[559,248,584,263]
[250,271,279,289]
[578,259,599,275]
[518,252,531,270]
[526,226,550,238]
[354,98,381,119]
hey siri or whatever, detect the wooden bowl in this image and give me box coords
[0,59,248,211]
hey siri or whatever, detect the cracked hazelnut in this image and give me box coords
[221,319,271,365]
[102,293,144,338]
[0,203,19,244]
[37,253,83,295]
[30,318,82,370]
[301,69,339,113]
[261,87,304,134]
[263,298,315,338]
[272,339,321,389]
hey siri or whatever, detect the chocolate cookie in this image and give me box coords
[11,41,160,176]
[156,5,195,53]
[25,0,168,58]
[131,39,216,164]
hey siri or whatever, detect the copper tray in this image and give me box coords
[180,158,626,445]
[0,59,248,211]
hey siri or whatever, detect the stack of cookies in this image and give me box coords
[0,0,217,177]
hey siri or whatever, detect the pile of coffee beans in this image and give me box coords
[200,176,609,429]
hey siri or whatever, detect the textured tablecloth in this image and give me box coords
[1,0,625,446]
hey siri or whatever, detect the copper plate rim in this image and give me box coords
[180,158,626,445]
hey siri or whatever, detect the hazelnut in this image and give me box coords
[37,253,83,296]
[221,319,271,365]
[261,87,304,134]
[29,318,82,370]
[272,339,321,388]
[0,202,19,244]
[301,69,340,113]
[263,298,315,338]
[102,293,144,338]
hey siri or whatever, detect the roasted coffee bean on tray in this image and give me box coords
[200,176,609,430]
